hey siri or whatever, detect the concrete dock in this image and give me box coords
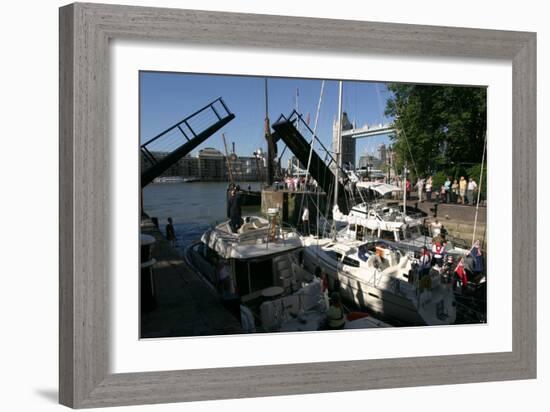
[413,200,487,249]
[261,188,328,227]
[140,218,243,338]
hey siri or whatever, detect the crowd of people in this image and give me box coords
[410,219,485,293]
[404,175,480,206]
[276,175,319,192]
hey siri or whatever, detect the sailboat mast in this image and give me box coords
[265,78,274,186]
[403,161,407,215]
[222,133,235,185]
[333,81,343,241]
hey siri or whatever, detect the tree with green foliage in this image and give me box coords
[385,84,486,182]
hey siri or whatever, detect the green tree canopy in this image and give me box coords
[385,84,486,180]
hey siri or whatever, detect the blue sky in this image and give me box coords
[139,72,394,165]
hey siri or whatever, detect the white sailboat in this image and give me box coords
[302,237,456,325]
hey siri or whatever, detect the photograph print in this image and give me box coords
[139,72,487,338]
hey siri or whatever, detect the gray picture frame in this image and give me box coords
[59,2,536,408]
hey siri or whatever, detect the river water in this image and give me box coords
[143,182,261,254]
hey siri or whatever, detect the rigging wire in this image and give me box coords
[322,179,335,236]
[298,80,326,225]
[472,131,487,247]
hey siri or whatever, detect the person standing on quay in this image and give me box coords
[425,176,433,201]
[459,176,467,204]
[467,178,478,206]
[301,205,310,236]
[451,179,459,203]
[439,184,446,203]
[416,178,424,202]
[165,217,176,247]
[444,176,452,203]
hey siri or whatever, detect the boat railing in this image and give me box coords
[140,97,235,187]
[213,222,301,245]
[141,97,232,156]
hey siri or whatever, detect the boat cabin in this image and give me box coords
[192,216,310,303]
[342,219,423,243]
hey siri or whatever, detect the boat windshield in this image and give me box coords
[379,229,397,241]
[399,225,421,240]
[234,258,274,297]
[358,241,393,254]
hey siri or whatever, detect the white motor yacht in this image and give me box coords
[186,214,328,333]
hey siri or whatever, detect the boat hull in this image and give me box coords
[303,245,456,326]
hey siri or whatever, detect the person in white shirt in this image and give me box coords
[431,219,442,237]
[425,176,433,201]
[466,178,478,205]
[416,179,424,202]
[301,206,310,236]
